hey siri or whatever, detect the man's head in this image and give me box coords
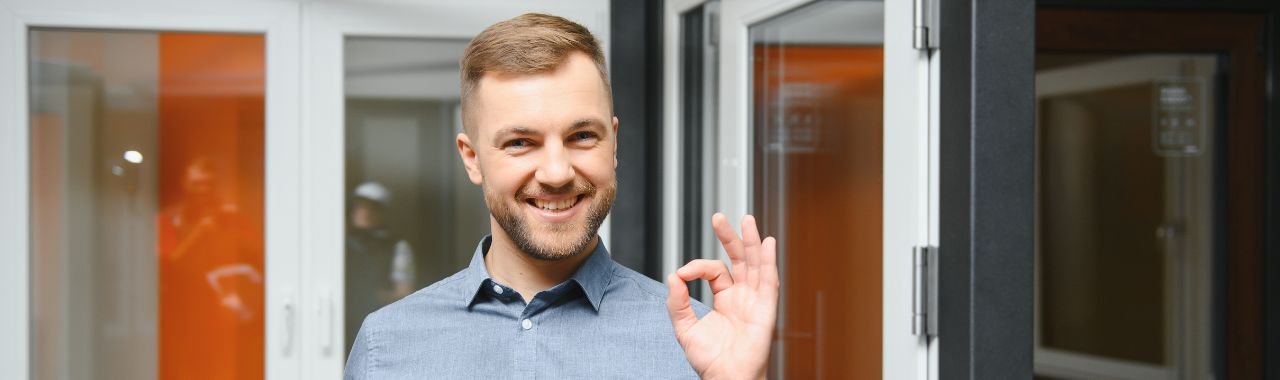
[456,13,617,261]
[351,182,390,230]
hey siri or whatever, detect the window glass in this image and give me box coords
[1035,53,1218,378]
[30,29,266,379]
[749,1,885,377]
[342,37,489,356]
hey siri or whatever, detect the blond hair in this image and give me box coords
[459,13,610,134]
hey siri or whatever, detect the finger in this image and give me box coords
[665,273,698,337]
[741,215,762,288]
[712,213,746,275]
[675,259,735,294]
[760,236,780,295]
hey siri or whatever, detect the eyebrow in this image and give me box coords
[491,118,608,144]
[491,126,536,145]
[569,118,606,131]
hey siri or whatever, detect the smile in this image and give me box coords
[526,194,585,212]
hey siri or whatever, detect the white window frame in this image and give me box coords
[298,1,610,377]
[662,0,935,378]
[0,0,302,378]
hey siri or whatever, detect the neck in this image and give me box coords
[484,221,598,303]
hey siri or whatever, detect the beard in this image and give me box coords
[485,178,616,261]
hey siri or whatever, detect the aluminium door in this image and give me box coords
[663,0,936,378]
[0,0,303,378]
[298,1,611,377]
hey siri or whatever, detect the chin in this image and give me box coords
[485,179,616,261]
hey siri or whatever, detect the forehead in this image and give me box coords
[470,52,611,136]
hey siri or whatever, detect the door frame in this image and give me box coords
[934,0,1036,377]
[0,0,302,378]
[298,1,610,377]
[662,0,934,378]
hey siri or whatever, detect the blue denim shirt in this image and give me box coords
[344,236,709,379]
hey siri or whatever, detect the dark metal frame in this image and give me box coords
[609,0,667,279]
[679,4,706,299]
[937,0,1037,378]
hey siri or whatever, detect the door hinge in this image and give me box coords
[913,0,938,50]
[912,245,939,337]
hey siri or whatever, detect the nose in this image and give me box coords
[534,142,576,188]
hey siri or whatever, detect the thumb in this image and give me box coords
[665,273,698,338]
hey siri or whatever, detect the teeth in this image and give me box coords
[534,198,575,211]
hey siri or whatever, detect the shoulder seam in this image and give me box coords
[611,265,668,302]
[365,315,378,378]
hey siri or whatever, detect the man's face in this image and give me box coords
[351,199,382,230]
[457,52,618,261]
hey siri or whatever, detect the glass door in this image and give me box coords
[299,1,610,377]
[1,0,301,379]
[1034,52,1218,380]
[665,0,934,378]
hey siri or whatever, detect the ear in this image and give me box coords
[611,116,620,169]
[456,132,484,185]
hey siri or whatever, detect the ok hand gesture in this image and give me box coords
[666,213,779,380]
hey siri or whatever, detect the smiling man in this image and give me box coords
[344,13,778,379]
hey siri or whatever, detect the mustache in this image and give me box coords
[517,180,596,199]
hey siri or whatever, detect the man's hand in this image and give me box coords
[666,213,779,380]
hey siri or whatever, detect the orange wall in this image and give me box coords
[156,33,265,380]
[754,45,884,378]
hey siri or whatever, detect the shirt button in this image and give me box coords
[521,319,533,330]
[492,284,504,295]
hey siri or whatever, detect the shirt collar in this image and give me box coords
[461,235,613,311]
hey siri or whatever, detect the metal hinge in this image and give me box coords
[912,245,939,337]
[913,0,938,50]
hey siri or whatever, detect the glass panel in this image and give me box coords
[342,37,489,357]
[1035,53,1218,378]
[749,1,884,378]
[29,30,266,379]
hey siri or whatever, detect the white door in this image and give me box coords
[663,0,935,378]
[297,1,610,377]
[0,0,302,379]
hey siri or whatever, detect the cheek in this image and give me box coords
[480,155,537,193]
[572,150,617,184]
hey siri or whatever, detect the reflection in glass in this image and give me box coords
[1035,54,1218,378]
[343,38,490,356]
[750,1,884,378]
[30,30,265,379]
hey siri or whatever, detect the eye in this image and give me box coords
[504,138,532,149]
[570,131,598,142]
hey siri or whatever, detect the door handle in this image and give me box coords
[318,290,333,355]
[282,296,295,357]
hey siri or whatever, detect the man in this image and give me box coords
[344,181,416,352]
[345,13,778,379]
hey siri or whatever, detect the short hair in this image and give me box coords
[459,13,611,135]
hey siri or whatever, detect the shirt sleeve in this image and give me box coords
[344,318,372,380]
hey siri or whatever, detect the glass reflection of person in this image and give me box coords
[344,181,415,351]
[156,157,264,379]
[345,14,778,379]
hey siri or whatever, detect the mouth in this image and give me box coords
[523,194,587,222]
